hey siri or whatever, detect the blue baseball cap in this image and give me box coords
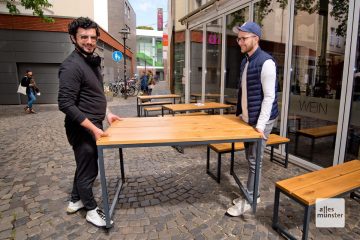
[233,22,262,38]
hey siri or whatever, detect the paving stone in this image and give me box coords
[0,83,359,239]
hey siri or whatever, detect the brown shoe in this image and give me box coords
[25,108,31,114]
[30,108,36,114]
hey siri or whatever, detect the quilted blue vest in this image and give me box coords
[236,47,279,125]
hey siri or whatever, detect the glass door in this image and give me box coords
[224,6,250,106]
[344,0,360,162]
[205,18,223,103]
[287,0,349,168]
[189,25,204,102]
[253,0,290,136]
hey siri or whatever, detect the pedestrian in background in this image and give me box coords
[140,70,148,95]
[147,71,155,95]
[58,17,121,228]
[226,22,278,217]
[21,69,37,114]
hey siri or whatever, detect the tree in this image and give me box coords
[2,0,53,22]
[136,26,154,30]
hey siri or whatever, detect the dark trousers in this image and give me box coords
[65,121,102,210]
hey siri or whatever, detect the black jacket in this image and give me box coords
[58,50,106,125]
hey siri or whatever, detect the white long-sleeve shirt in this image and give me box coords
[241,59,277,131]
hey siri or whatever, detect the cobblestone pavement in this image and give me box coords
[0,82,359,239]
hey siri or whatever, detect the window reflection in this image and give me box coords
[204,18,222,102]
[288,1,347,167]
[190,26,203,100]
[345,13,360,161]
[253,0,289,135]
[224,7,249,106]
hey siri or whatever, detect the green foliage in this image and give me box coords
[330,0,348,37]
[226,10,246,30]
[136,26,154,30]
[3,0,54,22]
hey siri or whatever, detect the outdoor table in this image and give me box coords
[137,94,181,117]
[96,115,262,228]
[161,102,232,116]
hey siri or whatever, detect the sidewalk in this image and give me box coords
[0,82,359,239]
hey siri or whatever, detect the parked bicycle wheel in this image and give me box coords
[127,86,136,96]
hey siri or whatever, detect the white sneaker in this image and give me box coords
[232,195,260,205]
[86,207,113,227]
[226,198,261,217]
[66,200,84,214]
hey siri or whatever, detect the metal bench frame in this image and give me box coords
[272,186,359,240]
[206,140,289,183]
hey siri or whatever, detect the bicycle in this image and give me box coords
[109,80,137,97]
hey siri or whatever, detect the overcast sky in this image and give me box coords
[128,0,168,28]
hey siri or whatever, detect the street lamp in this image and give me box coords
[119,28,130,99]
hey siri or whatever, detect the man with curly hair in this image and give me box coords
[58,17,121,227]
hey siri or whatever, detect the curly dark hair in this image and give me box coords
[68,17,100,37]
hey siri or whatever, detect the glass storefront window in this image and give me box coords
[190,26,203,99]
[136,36,153,68]
[224,7,249,105]
[204,18,222,102]
[173,42,185,95]
[288,1,348,167]
[345,11,360,162]
[254,0,289,135]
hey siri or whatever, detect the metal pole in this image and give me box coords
[123,36,127,99]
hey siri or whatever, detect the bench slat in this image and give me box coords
[144,107,162,111]
[141,101,173,106]
[297,125,337,138]
[161,112,209,117]
[292,169,360,205]
[209,134,289,153]
[210,142,245,153]
[267,134,290,145]
[276,160,360,195]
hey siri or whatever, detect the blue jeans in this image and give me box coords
[27,90,36,108]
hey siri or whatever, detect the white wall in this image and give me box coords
[94,0,108,31]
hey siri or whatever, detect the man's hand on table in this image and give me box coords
[106,112,122,125]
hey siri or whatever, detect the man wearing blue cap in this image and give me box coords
[227,22,279,216]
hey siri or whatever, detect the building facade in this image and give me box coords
[168,0,360,170]
[136,29,165,81]
[0,0,136,104]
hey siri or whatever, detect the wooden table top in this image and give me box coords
[137,94,181,100]
[162,102,232,112]
[97,115,261,146]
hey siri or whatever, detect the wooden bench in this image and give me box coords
[139,101,173,117]
[144,107,162,117]
[207,134,290,183]
[295,125,337,161]
[272,160,360,240]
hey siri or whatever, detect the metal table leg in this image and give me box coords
[136,98,139,117]
[97,146,112,228]
[98,146,125,228]
[252,138,262,213]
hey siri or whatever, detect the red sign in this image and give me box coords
[163,33,168,46]
[208,33,221,45]
[157,8,163,31]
